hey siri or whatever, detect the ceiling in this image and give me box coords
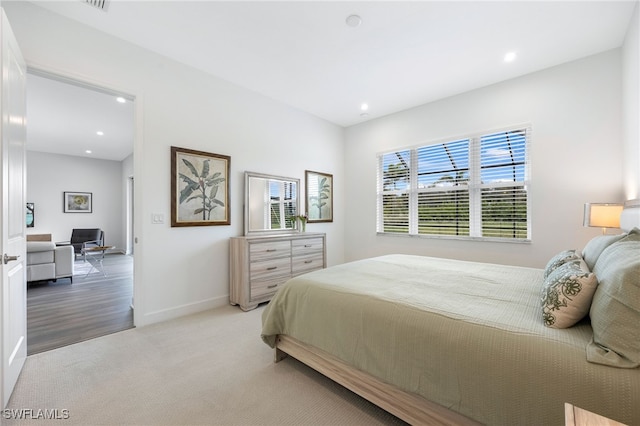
[23,1,637,160]
[27,72,134,161]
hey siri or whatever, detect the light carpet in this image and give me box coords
[6,305,406,425]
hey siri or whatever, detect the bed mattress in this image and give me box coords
[261,254,640,425]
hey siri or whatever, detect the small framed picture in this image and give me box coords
[171,146,231,227]
[64,192,92,213]
[305,170,333,223]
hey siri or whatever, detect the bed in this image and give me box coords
[261,202,640,425]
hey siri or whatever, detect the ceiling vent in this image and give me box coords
[82,0,109,12]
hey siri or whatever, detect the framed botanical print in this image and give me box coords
[64,192,92,213]
[171,146,231,227]
[305,170,333,223]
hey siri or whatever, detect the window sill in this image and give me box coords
[376,232,531,244]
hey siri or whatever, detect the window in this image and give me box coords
[377,127,530,241]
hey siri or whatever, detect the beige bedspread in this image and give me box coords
[261,254,640,425]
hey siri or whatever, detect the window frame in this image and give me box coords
[376,125,531,243]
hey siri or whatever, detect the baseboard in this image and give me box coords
[138,294,229,326]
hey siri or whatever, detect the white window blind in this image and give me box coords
[416,139,470,236]
[377,126,531,240]
[475,129,529,239]
[378,150,411,233]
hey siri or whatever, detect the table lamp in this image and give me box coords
[583,203,623,234]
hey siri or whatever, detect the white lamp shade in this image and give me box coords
[583,203,623,228]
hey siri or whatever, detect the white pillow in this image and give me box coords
[581,234,625,270]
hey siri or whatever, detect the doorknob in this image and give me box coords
[3,254,20,264]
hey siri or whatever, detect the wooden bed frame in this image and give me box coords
[275,335,480,426]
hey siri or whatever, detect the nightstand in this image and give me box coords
[565,403,627,426]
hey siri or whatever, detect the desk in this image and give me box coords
[82,246,114,277]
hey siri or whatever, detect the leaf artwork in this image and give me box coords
[310,177,330,219]
[178,158,225,220]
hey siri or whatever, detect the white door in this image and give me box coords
[0,9,27,408]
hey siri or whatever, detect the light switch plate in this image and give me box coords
[152,213,164,224]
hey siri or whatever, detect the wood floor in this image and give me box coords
[27,254,134,355]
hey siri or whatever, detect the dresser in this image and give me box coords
[229,232,326,311]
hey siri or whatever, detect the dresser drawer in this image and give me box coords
[292,253,324,275]
[249,257,291,281]
[250,276,289,301]
[249,240,291,262]
[292,237,324,256]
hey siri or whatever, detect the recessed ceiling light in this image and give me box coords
[504,51,517,63]
[85,150,92,154]
[96,131,104,136]
[360,103,369,111]
[116,97,126,103]
[346,15,362,28]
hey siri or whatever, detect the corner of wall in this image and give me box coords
[622,2,640,200]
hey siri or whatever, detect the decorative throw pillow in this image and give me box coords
[541,258,598,329]
[581,233,626,271]
[587,235,640,368]
[543,249,580,279]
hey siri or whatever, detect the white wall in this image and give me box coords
[622,2,639,200]
[122,153,133,254]
[6,1,635,324]
[344,50,625,268]
[4,3,345,326]
[26,151,123,250]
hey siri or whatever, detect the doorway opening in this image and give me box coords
[25,69,136,354]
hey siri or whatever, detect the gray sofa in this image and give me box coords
[26,241,74,283]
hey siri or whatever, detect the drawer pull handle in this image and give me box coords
[267,284,278,289]
[304,260,313,264]
[267,266,278,270]
[266,249,277,252]
[304,244,312,248]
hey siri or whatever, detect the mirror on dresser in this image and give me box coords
[244,171,300,235]
[232,172,326,311]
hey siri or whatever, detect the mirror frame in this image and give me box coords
[244,171,300,235]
